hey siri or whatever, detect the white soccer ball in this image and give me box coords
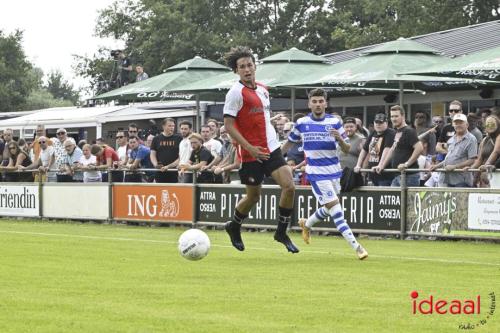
[178,229,211,261]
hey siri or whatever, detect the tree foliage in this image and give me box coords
[46,70,80,105]
[0,30,37,112]
[74,0,500,93]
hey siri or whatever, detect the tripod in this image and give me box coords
[110,60,120,88]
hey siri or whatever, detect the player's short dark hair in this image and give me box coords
[162,117,176,126]
[179,121,192,129]
[225,46,255,73]
[308,88,327,100]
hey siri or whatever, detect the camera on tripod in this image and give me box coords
[111,49,122,60]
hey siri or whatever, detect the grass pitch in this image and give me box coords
[0,220,499,333]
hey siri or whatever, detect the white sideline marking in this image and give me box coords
[1,229,500,267]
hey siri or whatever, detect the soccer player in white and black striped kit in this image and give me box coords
[282,88,368,259]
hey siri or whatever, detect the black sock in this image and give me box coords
[232,209,247,224]
[276,206,292,234]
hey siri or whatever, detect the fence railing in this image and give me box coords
[1,168,499,242]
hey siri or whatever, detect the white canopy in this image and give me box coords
[0,101,206,135]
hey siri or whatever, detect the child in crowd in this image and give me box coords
[77,144,102,183]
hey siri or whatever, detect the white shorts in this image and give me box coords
[310,179,341,205]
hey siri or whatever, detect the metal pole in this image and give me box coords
[400,169,407,239]
[38,170,43,218]
[290,87,296,120]
[398,81,404,109]
[108,169,113,224]
[191,171,198,228]
[195,94,201,133]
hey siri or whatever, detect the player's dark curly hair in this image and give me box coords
[308,88,327,100]
[225,46,255,73]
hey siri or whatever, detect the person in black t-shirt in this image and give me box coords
[384,105,423,187]
[355,113,396,186]
[178,133,215,184]
[150,118,182,183]
[117,51,132,87]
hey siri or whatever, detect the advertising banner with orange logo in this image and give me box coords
[113,185,193,222]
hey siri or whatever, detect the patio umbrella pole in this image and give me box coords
[399,81,404,109]
[290,87,296,120]
[195,93,201,132]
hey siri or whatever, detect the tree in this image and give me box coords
[74,0,499,94]
[0,30,37,112]
[46,70,80,105]
[20,67,74,110]
[73,48,119,95]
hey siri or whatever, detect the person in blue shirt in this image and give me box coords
[125,136,152,182]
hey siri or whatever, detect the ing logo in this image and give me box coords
[159,190,179,217]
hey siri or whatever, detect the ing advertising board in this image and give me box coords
[113,185,193,222]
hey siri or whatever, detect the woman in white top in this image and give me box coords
[77,144,101,183]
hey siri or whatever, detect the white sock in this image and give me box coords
[330,203,359,250]
[306,207,328,229]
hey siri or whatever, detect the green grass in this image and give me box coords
[450,230,500,238]
[0,220,499,333]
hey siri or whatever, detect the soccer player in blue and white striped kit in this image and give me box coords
[282,88,368,260]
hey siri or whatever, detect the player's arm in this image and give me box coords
[224,116,269,160]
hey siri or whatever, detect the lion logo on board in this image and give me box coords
[159,190,179,217]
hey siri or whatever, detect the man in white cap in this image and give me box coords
[430,113,477,187]
[52,128,68,182]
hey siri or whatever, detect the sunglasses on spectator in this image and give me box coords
[8,147,16,150]
[415,116,426,119]
[433,120,443,123]
[57,132,66,135]
[449,109,461,113]
[39,141,46,144]
[128,130,137,133]
[116,135,124,138]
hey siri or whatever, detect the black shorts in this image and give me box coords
[239,148,287,186]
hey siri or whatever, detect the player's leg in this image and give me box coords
[225,161,264,251]
[297,180,330,244]
[326,180,368,260]
[270,164,299,253]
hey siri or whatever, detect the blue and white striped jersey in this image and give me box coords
[288,114,348,181]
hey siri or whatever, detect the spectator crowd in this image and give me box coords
[1,102,499,188]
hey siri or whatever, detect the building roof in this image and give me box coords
[0,101,203,130]
[324,19,500,64]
